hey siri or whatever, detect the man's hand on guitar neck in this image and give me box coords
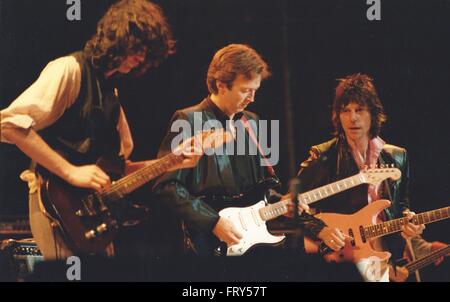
[401,210,425,239]
[212,217,243,246]
[170,129,233,172]
[280,194,311,218]
[170,135,203,171]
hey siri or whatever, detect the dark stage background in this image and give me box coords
[1,0,449,280]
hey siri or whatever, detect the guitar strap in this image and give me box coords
[240,115,276,178]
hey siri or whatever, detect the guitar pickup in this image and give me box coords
[348,228,356,246]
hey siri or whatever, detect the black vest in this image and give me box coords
[41,51,121,165]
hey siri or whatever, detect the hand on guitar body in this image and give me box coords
[65,164,111,193]
[212,216,243,246]
[63,134,205,193]
[204,168,403,256]
[303,200,450,265]
[29,129,225,254]
[313,208,426,257]
[317,226,352,252]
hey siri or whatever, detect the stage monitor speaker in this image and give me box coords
[0,238,44,281]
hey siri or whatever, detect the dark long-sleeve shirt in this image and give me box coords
[153,97,277,234]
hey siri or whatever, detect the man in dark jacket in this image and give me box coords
[154,44,286,256]
[296,73,445,281]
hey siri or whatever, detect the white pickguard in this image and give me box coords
[219,200,285,256]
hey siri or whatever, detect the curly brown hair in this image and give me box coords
[332,73,387,138]
[206,44,271,94]
[84,0,175,75]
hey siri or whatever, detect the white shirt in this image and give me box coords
[0,56,134,158]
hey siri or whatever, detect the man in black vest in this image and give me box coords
[0,0,200,260]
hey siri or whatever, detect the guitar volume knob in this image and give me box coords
[85,229,96,239]
[96,223,108,234]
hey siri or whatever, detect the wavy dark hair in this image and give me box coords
[206,44,271,94]
[84,0,175,75]
[332,73,387,138]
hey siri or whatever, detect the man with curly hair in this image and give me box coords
[296,73,446,281]
[0,0,199,260]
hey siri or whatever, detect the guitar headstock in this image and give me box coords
[360,165,402,185]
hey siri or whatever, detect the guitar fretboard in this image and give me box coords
[363,206,450,240]
[405,245,450,273]
[104,153,184,198]
[299,174,365,205]
[259,174,365,221]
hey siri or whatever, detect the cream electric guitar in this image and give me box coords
[304,201,450,263]
[220,167,401,256]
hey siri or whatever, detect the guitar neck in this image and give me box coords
[364,206,450,240]
[105,153,184,198]
[259,174,365,221]
[404,245,450,273]
[299,174,366,205]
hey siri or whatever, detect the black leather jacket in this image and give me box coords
[297,136,410,260]
[153,97,277,234]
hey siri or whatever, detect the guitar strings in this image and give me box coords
[81,153,182,211]
[92,130,221,200]
[98,152,182,198]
